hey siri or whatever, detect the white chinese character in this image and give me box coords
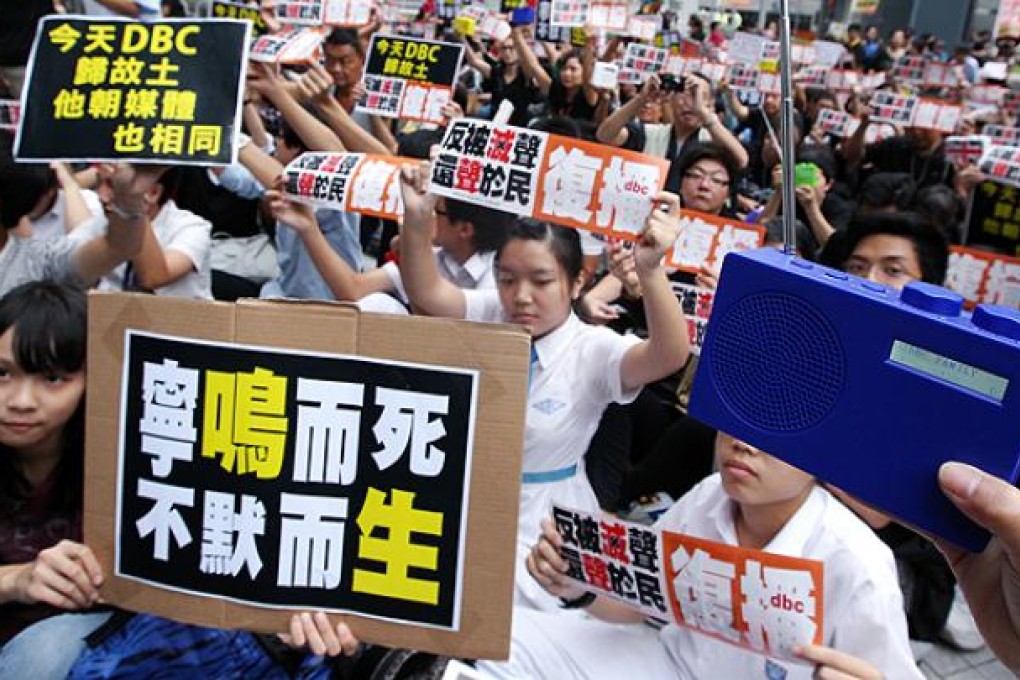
[200,491,266,578]
[136,478,194,561]
[423,87,450,123]
[986,259,1020,308]
[671,216,718,270]
[670,546,741,642]
[371,387,449,477]
[277,493,347,589]
[596,157,660,235]
[741,561,818,655]
[294,378,365,485]
[141,435,193,479]
[945,252,988,302]
[350,160,400,214]
[712,225,762,270]
[400,83,428,120]
[140,358,199,441]
[541,146,602,223]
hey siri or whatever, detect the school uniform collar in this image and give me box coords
[531,312,583,371]
[436,248,494,287]
[708,482,826,556]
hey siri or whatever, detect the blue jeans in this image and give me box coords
[0,611,112,680]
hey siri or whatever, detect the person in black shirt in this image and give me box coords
[513,25,599,124]
[845,118,957,192]
[461,36,540,128]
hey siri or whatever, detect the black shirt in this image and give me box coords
[484,61,539,128]
[864,136,955,190]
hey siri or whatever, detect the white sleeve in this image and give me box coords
[463,288,504,323]
[583,327,642,405]
[163,212,212,272]
[380,261,408,304]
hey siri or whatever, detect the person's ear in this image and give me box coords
[570,273,585,300]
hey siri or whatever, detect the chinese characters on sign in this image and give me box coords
[985,126,1020,147]
[430,119,669,240]
[118,331,478,629]
[620,44,667,85]
[965,180,1020,258]
[667,210,766,274]
[15,17,247,165]
[358,35,463,124]
[283,152,413,220]
[866,91,961,134]
[554,506,825,658]
[978,146,1020,190]
[672,283,715,356]
[945,246,1020,310]
[211,0,268,36]
[249,27,324,64]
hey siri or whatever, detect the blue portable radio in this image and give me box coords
[689,247,1020,552]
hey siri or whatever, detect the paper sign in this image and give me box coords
[667,210,766,273]
[275,0,326,25]
[965,85,1006,108]
[430,119,669,240]
[923,62,960,88]
[249,26,323,63]
[985,125,1020,147]
[795,64,827,87]
[619,43,667,85]
[210,0,268,36]
[965,180,1020,258]
[0,99,19,131]
[727,64,761,93]
[549,0,587,27]
[588,1,628,31]
[867,90,918,126]
[357,34,464,124]
[726,31,766,66]
[945,246,1020,309]
[672,282,715,356]
[536,0,570,42]
[978,146,1020,189]
[891,55,925,84]
[759,41,781,73]
[627,16,659,42]
[790,43,815,65]
[15,16,248,166]
[323,0,373,26]
[283,152,419,220]
[553,505,825,658]
[824,69,859,91]
[811,40,846,67]
[814,109,859,139]
[945,136,991,166]
[912,99,962,133]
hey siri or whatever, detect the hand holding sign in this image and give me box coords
[634,191,680,273]
[267,186,318,234]
[279,611,360,658]
[525,517,588,601]
[295,62,335,106]
[399,162,436,232]
[11,540,105,611]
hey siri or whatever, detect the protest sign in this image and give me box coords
[274,0,326,25]
[814,108,859,138]
[15,17,247,166]
[619,43,667,85]
[985,125,1020,147]
[810,40,846,67]
[945,136,991,166]
[795,64,828,87]
[672,282,715,356]
[431,119,668,239]
[357,35,464,124]
[587,1,628,31]
[726,31,766,66]
[790,42,815,65]
[667,210,766,273]
[945,246,1020,309]
[965,180,1020,257]
[978,146,1020,190]
[923,62,960,88]
[965,85,1006,109]
[553,506,824,658]
[536,0,570,43]
[759,41,781,73]
[911,99,962,134]
[891,55,925,84]
[549,0,587,27]
[1005,91,1020,118]
[626,16,659,42]
[323,0,374,26]
[86,293,528,659]
[867,90,918,126]
[0,99,19,132]
[727,63,761,93]
[210,0,268,36]
[283,152,415,220]
[248,26,323,63]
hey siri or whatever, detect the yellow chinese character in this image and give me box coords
[984,218,1002,235]
[109,56,145,85]
[352,487,443,605]
[188,125,222,156]
[1006,223,1020,240]
[996,202,1014,220]
[124,89,160,118]
[398,60,415,78]
[112,122,146,152]
[53,89,86,119]
[390,40,404,58]
[213,3,225,15]
[202,367,288,479]
[982,182,1000,199]
[146,56,180,87]
[48,23,82,53]
[73,56,109,86]
[1014,206,1020,222]
[1003,187,1018,204]
[88,89,122,119]
[161,90,197,121]
[149,123,186,155]
[84,24,117,54]
[413,63,428,81]
[376,38,389,55]
[383,57,399,75]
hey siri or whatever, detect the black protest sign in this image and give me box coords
[536,0,569,43]
[15,17,247,165]
[965,180,1020,257]
[118,331,477,629]
[211,0,268,36]
[358,34,464,124]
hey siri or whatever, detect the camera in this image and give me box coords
[659,73,684,93]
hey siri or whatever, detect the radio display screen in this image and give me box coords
[890,340,1009,403]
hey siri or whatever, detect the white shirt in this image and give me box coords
[82,0,160,18]
[642,123,713,160]
[357,248,497,314]
[30,189,104,241]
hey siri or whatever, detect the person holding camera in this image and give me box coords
[595,73,748,192]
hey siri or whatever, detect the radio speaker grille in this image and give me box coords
[710,293,845,432]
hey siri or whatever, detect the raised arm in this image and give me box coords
[512,26,553,95]
[251,63,346,153]
[689,76,749,169]
[579,29,600,107]
[295,63,392,156]
[596,76,659,147]
[461,36,493,81]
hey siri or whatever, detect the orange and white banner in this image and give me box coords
[283,152,417,220]
[946,246,1020,309]
[667,210,766,274]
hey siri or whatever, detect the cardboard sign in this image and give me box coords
[15,17,247,166]
[978,146,1020,189]
[867,90,918,126]
[549,0,586,27]
[672,282,715,356]
[814,109,859,138]
[357,35,464,124]
[86,293,528,659]
[965,180,1020,257]
[946,246,1020,309]
[0,99,19,131]
[430,119,669,240]
[210,0,268,36]
[619,43,666,85]
[249,26,323,63]
[553,506,825,658]
[283,152,415,220]
[985,125,1020,147]
[667,210,766,274]
[945,136,991,166]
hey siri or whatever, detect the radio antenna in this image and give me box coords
[778,0,798,255]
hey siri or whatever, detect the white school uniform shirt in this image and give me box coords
[30,189,104,241]
[357,248,497,314]
[466,291,642,611]
[479,477,922,680]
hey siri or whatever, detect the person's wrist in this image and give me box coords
[559,590,596,609]
[106,200,144,221]
[702,112,719,127]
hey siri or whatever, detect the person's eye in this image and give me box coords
[498,276,515,286]
[0,367,10,380]
[44,373,68,385]
[884,266,906,278]
[846,262,867,276]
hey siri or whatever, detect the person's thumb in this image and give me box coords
[940,462,1020,552]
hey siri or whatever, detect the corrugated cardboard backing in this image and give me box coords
[85,292,529,660]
